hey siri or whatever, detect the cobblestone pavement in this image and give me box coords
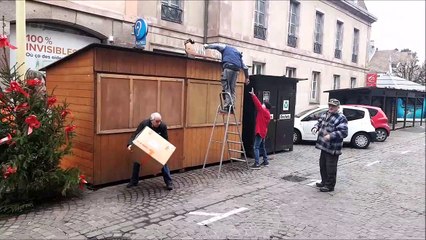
[1,126,425,239]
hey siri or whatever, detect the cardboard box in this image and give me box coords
[132,126,176,165]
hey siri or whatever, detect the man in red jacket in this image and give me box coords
[249,88,272,169]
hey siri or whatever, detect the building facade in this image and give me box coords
[0,0,376,112]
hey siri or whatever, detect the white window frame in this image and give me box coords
[350,77,357,88]
[314,11,324,45]
[333,75,340,90]
[310,71,320,103]
[335,21,344,51]
[286,67,296,78]
[352,28,360,55]
[252,62,264,75]
[255,0,267,27]
[288,0,300,37]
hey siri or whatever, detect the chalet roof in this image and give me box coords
[368,50,413,73]
[376,73,425,91]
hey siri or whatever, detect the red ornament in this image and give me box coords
[64,125,76,144]
[5,81,29,98]
[0,35,17,50]
[14,102,29,112]
[26,78,43,87]
[3,166,17,179]
[61,109,72,119]
[47,96,57,107]
[0,133,12,145]
[25,115,41,135]
[79,174,88,189]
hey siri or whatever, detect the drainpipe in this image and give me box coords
[16,0,26,76]
[203,0,209,44]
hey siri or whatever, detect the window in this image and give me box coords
[254,0,267,40]
[303,109,328,121]
[313,11,324,54]
[286,67,296,77]
[335,21,344,59]
[161,0,183,24]
[350,77,356,88]
[252,62,264,74]
[287,0,300,48]
[352,28,359,63]
[310,72,320,102]
[367,108,378,117]
[343,108,365,121]
[333,75,340,90]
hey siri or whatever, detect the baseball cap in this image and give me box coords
[328,99,340,106]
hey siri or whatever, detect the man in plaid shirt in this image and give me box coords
[311,99,348,192]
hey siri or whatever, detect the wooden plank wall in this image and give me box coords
[45,50,95,182]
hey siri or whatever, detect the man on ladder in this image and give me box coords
[204,43,250,113]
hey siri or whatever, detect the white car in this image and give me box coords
[293,105,377,148]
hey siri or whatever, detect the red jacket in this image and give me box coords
[252,94,270,138]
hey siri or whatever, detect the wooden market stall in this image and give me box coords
[43,43,245,185]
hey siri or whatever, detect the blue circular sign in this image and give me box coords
[134,18,148,41]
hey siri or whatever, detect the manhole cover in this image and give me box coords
[282,174,308,182]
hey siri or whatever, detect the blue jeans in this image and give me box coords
[253,134,268,165]
[130,162,172,185]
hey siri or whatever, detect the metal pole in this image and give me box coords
[421,97,424,126]
[16,0,26,77]
[403,97,408,128]
[412,98,416,127]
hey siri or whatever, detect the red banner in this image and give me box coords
[366,73,377,87]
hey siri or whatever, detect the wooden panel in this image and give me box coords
[132,79,158,127]
[207,83,223,124]
[160,80,184,127]
[187,81,208,125]
[186,59,221,81]
[94,48,186,78]
[99,77,130,131]
[96,129,184,184]
[182,126,241,168]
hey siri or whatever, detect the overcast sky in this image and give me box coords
[365,1,425,62]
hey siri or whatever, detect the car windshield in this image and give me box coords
[295,107,319,118]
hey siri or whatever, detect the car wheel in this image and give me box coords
[375,128,388,142]
[351,132,370,149]
[293,129,301,144]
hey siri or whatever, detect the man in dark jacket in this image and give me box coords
[204,43,249,113]
[249,88,271,169]
[126,112,173,190]
[311,99,348,192]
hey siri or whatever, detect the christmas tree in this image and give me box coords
[0,32,86,214]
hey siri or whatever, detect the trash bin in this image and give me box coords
[242,75,301,157]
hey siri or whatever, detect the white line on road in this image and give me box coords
[400,151,410,154]
[365,161,380,167]
[188,212,220,217]
[191,207,248,226]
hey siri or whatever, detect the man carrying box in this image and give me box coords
[126,112,173,190]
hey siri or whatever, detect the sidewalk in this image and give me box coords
[0,126,425,239]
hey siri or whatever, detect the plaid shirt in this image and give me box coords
[314,111,348,155]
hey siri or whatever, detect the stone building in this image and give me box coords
[0,0,377,111]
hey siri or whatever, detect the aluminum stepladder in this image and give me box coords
[202,92,250,177]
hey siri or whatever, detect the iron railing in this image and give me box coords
[254,25,267,40]
[287,34,297,48]
[161,4,183,24]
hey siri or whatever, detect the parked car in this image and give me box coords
[293,105,377,148]
[347,105,391,142]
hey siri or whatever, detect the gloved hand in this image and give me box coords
[311,127,318,135]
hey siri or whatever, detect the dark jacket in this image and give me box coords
[314,111,348,155]
[127,119,168,146]
[205,43,249,79]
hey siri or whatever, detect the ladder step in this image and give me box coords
[212,140,222,144]
[227,140,243,144]
[227,132,239,135]
[230,157,247,162]
[229,149,245,153]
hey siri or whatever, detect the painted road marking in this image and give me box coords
[400,150,410,154]
[365,161,380,167]
[189,207,248,226]
[307,180,321,186]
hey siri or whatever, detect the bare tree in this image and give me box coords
[394,51,425,85]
